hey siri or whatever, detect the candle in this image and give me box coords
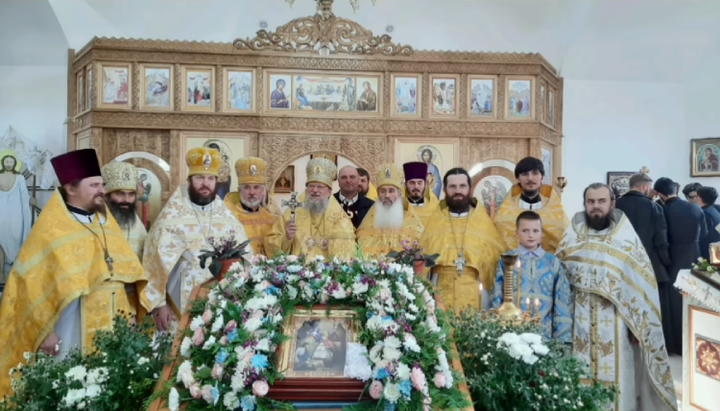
[479,282,483,292]
[534,298,540,308]
[525,297,530,310]
[515,260,521,268]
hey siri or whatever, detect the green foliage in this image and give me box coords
[198,233,252,277]
[385,240,439,268]
[452,309,615,411]
[0,316,172,411]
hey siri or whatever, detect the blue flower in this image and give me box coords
[342,265,350,273]
[241,395,256,411]
[399,380,412,397]
[376,368,390,380]
[384,401,396,411]
[210,384,220,405]
[251,354,269,370]
[381,315,394,323]
[215,348,229,364]
[267,285,281,295]
[227,329,239,343]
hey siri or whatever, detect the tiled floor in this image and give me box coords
[668,354,682,410]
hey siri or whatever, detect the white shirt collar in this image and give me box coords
[449,211,469,218]
[70,211,106,224]
[339,193,358,205]
[519,198,545,210]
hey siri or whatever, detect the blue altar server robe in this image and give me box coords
[490,246,572,342]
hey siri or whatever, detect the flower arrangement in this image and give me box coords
[692,257,717,274]
[385,240,439,268]
[198,232,252,278]
[0,316,172,411]
[160,254,470,411]
[452,309,614,411]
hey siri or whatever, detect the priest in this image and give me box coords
[224,157,278,256]
[556,183,677,411]
[143,147,252,331]
[493,157,568,253]
[403,161,439,227]
[102,161,147,258]
[356,164,424,259]
[420,168,507,310]
[0,149,148,396]
[265,157,355,260]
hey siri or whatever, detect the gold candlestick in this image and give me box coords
[497,253,523,320]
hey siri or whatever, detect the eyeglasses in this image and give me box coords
[687,194,698,200]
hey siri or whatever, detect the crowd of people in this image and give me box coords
[0,147,695,409]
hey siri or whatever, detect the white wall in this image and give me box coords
[0,65,67,156]
[684,56,720,189]
[562,80,686,215]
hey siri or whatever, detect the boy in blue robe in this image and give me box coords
[490,210,572,342]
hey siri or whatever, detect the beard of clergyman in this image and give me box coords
[188,183,217,206]
[108,200,137,229]
[305,197,329,216]
[446,191,471,214]
[374,198,404,229]
[585,210,611,231]
[240,190,263,210]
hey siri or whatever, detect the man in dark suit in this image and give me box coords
[682,182,702,205]
[696,186,720,260]
[334,166,373,229]
[654,177,707,355]
[616,173,673,352]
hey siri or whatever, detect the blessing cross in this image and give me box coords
[282,192,303,222]
[454,252,466,275]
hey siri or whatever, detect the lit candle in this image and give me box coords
[525,297,530,310]
[515,260,521,268]
[534,298,540,308]
[479,282,483,293]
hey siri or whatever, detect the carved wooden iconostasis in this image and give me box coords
[66,0,563,222]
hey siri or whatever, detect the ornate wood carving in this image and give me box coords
[68,0,564,198]
[260,134,387,185]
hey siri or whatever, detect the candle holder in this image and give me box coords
[555,176,568,192]
[496,253,523,321]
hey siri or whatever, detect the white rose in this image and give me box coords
[286,285,298,300]
[256,338,270,352]
[396,363,411,380]
[190,316,205,332]
[168,387,180,411]
[383,382,402,403]
[211,314,225,333]
[202,336,217,350]
[244,318,263,333]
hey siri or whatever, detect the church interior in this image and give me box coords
[2,1,720,410]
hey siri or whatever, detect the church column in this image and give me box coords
[90,128,104,164]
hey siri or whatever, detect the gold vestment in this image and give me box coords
[493,184,569,253]
[264,195,356,260]
[406,188,439,228]
[0,191,148,396]
[420,200,507,310]
[356,200,424,259]
[125,217,147,259]
[224,192,278,256]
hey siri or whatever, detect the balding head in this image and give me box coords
[338,165,359,197]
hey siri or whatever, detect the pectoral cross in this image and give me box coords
[105,251,114,273]
[282,192,303,222]
[454,252,466,275]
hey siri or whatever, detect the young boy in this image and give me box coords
[490,210,572,342]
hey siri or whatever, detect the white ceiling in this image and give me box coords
[1,0,720,82]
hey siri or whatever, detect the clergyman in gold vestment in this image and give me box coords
[224,157,278,256]
[0,149,148,397]
[102,161,148,258]
[265,157,355,260]
[356,164,424,259]
[494,157,568,253]
[420,168,507,311]
[403,161,439,227]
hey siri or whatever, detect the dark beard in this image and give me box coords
[108,201,137,229]
[585,213,611,231]
[188,184,217,206]
[446,193,471,214]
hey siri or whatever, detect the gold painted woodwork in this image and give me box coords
[67,2,563,213]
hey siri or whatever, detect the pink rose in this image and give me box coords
[369,380,383,399]
[211,364,224,380]
[411,367,428,394]
[202,309,213,325]
[346,287,352,295]
[189,383,202,399]
[433,372,446,388]
[219,336,228,346]
[225,320,237,333]
[252,380,269,397]
[193,327,205,347]
[423,396,432,411]
[251,310,265,319]
[243,352,254,364]
[201,384,214,403]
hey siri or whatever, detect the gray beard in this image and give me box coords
[374,199,404,229]
[305,197,329,216]
[240,196,262,209]
[108,201,137,229]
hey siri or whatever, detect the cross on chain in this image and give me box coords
[105,251,114,273]
[282,192,303,222]
[454,252,467,274]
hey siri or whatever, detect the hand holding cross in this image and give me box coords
[282,192,303,222]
